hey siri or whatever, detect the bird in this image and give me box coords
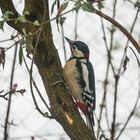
[63,37,96,134]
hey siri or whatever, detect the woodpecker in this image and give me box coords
[63,37,96,133]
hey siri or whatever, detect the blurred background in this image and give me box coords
[0,0,140,140]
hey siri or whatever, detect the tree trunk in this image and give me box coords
[0,0,96,139]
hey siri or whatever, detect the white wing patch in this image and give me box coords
[81,63,91,92]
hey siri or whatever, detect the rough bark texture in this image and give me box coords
[0,0,96,140]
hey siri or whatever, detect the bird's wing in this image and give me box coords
[76,60,96,110]
[86,62,96,110]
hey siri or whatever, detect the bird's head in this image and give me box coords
[65,37,90,60]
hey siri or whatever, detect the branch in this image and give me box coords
[39,4,140,54]
[4,44,17,140]
[116,83,140,140]
[31,1,96,139]
[93,8,140,54]
[0,0,37,33]
[23,55,50,112]
[39,5,140,54]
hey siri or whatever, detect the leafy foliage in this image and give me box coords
[74,0,81,11]
[97,1,104,9]
[0,11,14,31]
[19,46,23,65]
[15,11,30,23]
[33,20,40,26]
[51,0,58,15]
[82,2,95,13]
[0,48,5,68]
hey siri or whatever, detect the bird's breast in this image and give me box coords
[63,59,81,100]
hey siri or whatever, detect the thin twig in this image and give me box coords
[116,73,140,140]
[97,5,117,137]
[97,12,110,139]
[0,89,25,100]
[23,55,50,112]
[42,4,140,53]
[0,35,18,43]
[93,8,140,53]
[29,27,44,116]
[111,74,119,140]
[110,0,117,52]
[128,46,140,66]
[4,43,18,140]
[28,0,50,116]
[61,23,67,62]
[117,74,140,140]
[74,11,78,41]
[110,1,118,139]
[118,6,140,75]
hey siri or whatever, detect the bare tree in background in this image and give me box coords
[0,0,140,140]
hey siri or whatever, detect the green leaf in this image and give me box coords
[20,37,26,47]
[59,17,66,25]
[82,2,95,13]
[51,0,58,15]
[4,11,14,16]
[33,20,40,26]
[19,46,23,65]
[44,112,49,117]
[108,26,117,33]
[2,11,14,20]
[22,28,26,35]
[134,1,140,8]
[15,16,26,23]
[97,1,104,9]
[74,0,81,11]
[57,1,69,16]
[0,48,5,69]
[23,11,30,16]
[0,20,5,31]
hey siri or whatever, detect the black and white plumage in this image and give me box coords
[63,37,96,134]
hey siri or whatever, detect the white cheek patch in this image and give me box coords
[73,49,84,58]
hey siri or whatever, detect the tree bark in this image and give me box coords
[0,0,96,139]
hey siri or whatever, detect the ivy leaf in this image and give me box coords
[82,2,95,13]
[123,55,129,73]
[19,46,23,65]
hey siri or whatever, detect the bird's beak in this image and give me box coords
[65,37,75,45]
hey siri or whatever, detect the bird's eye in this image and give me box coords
[72,46,76,49]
